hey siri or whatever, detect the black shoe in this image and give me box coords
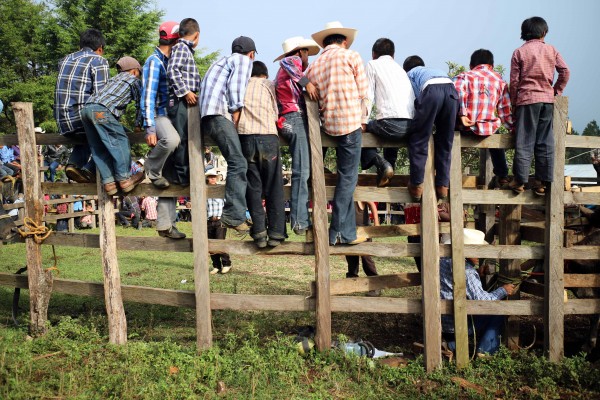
[374,155,394,187]
[255,237,268,248]
[158,226,186,239]
[151,177,170,189]
[65,165,91,183]
[267,238,282,247]
[80,168,96,183]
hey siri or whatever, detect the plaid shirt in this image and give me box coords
[207,197,224,218]
[305,44,368,136]
[142,48,170,128]
[200,53,253,118]
[238,77,278,136]
[510,39,570,107]
[87,72,142,125]
[54,48,109,135]
[454,65,513,136]
[167,39,201,98]
[141,196,157,220]
[275,55,310,115]
[440,257,507,333]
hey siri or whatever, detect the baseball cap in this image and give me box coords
[159,21,180,40]
[232,36,257,54]
[116,56,142,72]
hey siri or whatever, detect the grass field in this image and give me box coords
[1,222,600,399]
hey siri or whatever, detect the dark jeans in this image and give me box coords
[202,115,248,226]
[330,128,362,244]
[408,83,458,187]
[117,211,140,227]
[63,132,95,174]
[346,237,378,277]
[361,118,411,169]
[166,97,190,185]
[44,160,60,182]
[208,219,231,269]
[240,134,286,240]
[446,315,505,355]
[512,103,554,184]
[461,131,509,178]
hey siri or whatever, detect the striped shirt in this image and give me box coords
[275,56,310,115]
[200,53,253,118]
[510,39,570,106]
[167,39,201,98]
[141,196,158,220]
[366,55,415,120]
[142,48,170,128]
[87,72,142,123]
[207,197,224,218]
[237,77,278,136]
[454,64,513,136]
[305,44,368,136]
[54,48,109,135]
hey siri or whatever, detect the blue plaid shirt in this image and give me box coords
[440,257,507,333]
[200,53,253,118]
[207,197,224,218]
[141,48,169,128]
[54,47,109,135]
[167,39,200,98]
[87,72,142,125]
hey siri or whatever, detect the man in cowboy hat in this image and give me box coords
[274,36,320,236]
[306,21,369,246]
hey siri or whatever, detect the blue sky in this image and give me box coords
[157,0,598,133]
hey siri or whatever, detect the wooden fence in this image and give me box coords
[2,97,600,371]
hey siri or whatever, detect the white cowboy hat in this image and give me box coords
[205,169,222,179]
[311,21,357,49]
[34,127,46,134]
[273,36,321,62]
[136,158,145,166]
[443,228,488,245]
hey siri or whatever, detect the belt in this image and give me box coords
[208,216,221,221]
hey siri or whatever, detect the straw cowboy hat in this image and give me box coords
[311,21,358,49]
[205,169,223,180]
[443,228,488,245]
[273,36,321,62]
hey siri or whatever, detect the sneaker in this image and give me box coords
[220,266,232,274]
[222,221,251,234]
[65,165,90,183]
[435,185,449,201]
[267,238,282,247]
[151,177,170,189]
[210,267,220,275]
[119,171,145,193]
[509,180,525,194]
[407,183,423,202]
[158,226,186,239]
[104,182,118,196]
[348,234,368,245]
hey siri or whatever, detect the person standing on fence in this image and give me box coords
[200,36,257,234]
[81,57,145,196]
[361,38,415,187]
[205,169,232,274]
[238,61,287,248]
[454,49,514,189]
[403,56,458,202]
[274,36,320,236]
[54,28,109,184]
[509,16,570,196]
[306,21,369,246]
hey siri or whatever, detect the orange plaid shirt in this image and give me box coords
[306,44,368,136]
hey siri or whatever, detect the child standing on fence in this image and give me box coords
[81,56,145,196]
[509,16,570,196]
[403,56,459,202]
[238,61,286,248]
[205,169,233,274]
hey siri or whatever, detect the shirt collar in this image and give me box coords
[323,43,343,52]
[154,46,168,61]
[179,38,196,53]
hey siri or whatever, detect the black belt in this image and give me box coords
[208,216,220,221]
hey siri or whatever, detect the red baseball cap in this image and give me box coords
[159,21,180,40]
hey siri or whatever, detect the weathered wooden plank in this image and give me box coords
[564,274,600,288]
[520,281,546,297]
[460,134,515,149]
[463,189,545,205]
[310,273,422,296]
[565,135,600,149]
[358,222,450,238]
[564,192,600,206]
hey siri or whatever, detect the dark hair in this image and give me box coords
[469,49,494,68]
[251,61,268,78]
[79,29,105,51]
[520,16,548,41]
[178,18,200,37]
[402,55,424,72]
[323,34,346,47]
[372,38,395,58]
[159,37,179,46]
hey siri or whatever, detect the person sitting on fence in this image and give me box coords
[54,28,109,184]
[200,36,257,234]
[81,56,145,196]
[117,195,141,229]
[205,169,232,274]
[306,21,369,246]
[403,55,459,202]
[42,143,70,182]
[361,38,415,187]
[509,16,570,196]
[140,195,157,227]
[454,49,514,189]
[274,35,320,236]
[440,228,516,356]
[238,61,287,248]
[0,158,15,182]
[78,201,95,229]
[0,145,20,177]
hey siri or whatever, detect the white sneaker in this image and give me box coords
[220,266,232,274]
[210,268,220,275]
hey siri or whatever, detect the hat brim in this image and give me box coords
[273,41,321,62]
[311,27,357,49]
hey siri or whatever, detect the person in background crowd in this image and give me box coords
[205,169,232,274]
[140,195,158,227]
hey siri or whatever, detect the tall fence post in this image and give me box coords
[499,204,521,349]
[306,95,331,351]
[13,102,53,337]
[545,96,568,361]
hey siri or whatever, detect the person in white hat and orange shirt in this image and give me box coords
[305,21,369,246]
[274,36,320,236]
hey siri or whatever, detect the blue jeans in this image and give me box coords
[201,115,248,226]
[44,160,60,182]
[63,129,95,174]
[330,128,362,244]
[446,315,505,355]
[362,118,411,169]
[280,112,311,230]
[0,164,14,178]
[81,104,132,184]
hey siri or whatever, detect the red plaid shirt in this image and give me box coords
[454,65,513,136]
[510,39,570,107]
[141,196,157,220]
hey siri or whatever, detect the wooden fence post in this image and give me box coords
[476,149,495,239]
[188,104,213,350]
[306,95,331,351]
[499,204,521,349]
[545,96,568,361]
[14,102,53,337]
[421,135,442,371]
